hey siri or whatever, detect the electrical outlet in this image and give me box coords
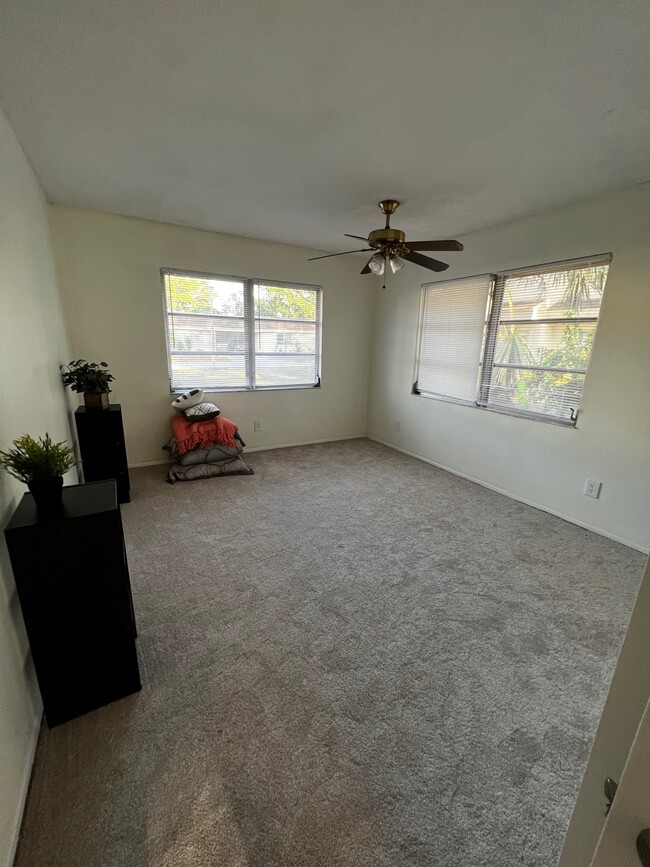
[253,420,262,432]
[394,420,401,432]
[584,479,602,499]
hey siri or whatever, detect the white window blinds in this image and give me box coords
[417,275,492,402]
[252,283,321,388]
[481,256,610,421]
[163,269,321,391]
[164,271,248,391]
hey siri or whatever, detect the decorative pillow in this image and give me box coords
[184,402,220,422]
[171,389,204,411]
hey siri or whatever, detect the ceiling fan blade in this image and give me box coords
[404,240,463,252]
[344,233,370,242]
[308,248,371,261]
[402,250,449,272]
[360,258,373,275]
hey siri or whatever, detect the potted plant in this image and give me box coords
[0,434,76,517]
[60,360,114,410]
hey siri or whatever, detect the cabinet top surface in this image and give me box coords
[5,481,119,531]
[75,404,122,414]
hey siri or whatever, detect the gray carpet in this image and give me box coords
[14,439,644,867]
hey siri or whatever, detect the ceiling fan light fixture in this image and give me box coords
[389,255,405,274]
[368,253,385,275]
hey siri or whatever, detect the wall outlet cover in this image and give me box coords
[584,479,602,499]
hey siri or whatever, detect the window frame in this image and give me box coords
[161,267,323,394]
[414,254,612,427]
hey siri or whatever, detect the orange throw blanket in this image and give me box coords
[171,414,238,456]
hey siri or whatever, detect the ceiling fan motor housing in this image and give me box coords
[368,228,406,251]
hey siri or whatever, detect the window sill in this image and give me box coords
[170,383,320,395]
[413,390,577,428]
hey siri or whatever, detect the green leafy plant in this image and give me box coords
[60,360,114,394]
[0,434,76,483]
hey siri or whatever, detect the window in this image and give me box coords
[415,255,611,424]
[162,269,322,391]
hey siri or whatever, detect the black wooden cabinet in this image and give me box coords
[75,404,131,503]
[4,481,141,727]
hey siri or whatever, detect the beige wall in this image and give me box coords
[50,208,374,466]
[0,109,75,867]
[559,556,650,867]
[367,185,650,552]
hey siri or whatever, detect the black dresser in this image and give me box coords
[75,404,131,503]
[4,481,141,727]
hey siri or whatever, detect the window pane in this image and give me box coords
[167,313,245,353]
[252,320,316,355]
[494,321,597,372]
[165,273,247,389]
[255,354,318,387]
[255,284,317,320]
[253,283,320,386]
[484,259,610,421]
[168,353,247,390]
[499,264,608,322]
[487,367,586,419]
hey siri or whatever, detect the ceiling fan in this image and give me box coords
[308,199,463,280]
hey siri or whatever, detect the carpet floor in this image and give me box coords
[14,439,645,867]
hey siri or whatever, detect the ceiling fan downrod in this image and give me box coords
[378,198,400,229]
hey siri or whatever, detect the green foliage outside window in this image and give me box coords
[166,276,214,313]
[256,286,316,319]
[166,275,316,320]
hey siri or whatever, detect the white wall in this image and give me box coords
[0,108,74,867]
[559,555,650,867]
[50,208,374,466]
[367,185,650,552]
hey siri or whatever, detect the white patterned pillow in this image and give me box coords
[184,402,220,422]
[171,389,204,411]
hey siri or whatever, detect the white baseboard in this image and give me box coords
[368,436,649,554]
[128,435,364,467]
[5,708,41,867]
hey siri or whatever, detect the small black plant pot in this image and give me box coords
[28,477,64,519]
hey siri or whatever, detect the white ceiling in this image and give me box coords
[1,0,649,252]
